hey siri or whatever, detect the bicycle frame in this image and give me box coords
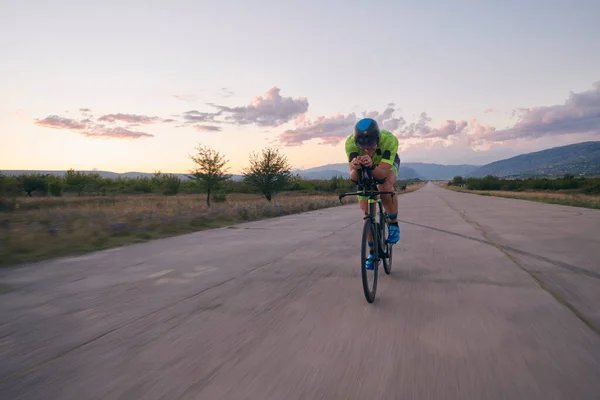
[338,167,396,216]
[338,167,396,254]
[339,166,396,302]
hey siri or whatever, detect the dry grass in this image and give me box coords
[403,182,427,192]
[0,192,357,266]
[1,183,426,267]
[438,182,600,209]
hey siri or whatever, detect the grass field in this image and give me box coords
[435,181,600,209]
[0,183,424,267]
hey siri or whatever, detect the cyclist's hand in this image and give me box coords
[350,157,362,170]
[360,155,373,167]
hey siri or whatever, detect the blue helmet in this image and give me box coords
[354,118,380,148]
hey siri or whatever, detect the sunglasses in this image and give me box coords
[358,141,378,150]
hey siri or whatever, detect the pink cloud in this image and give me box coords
[277,80,600,152]
[34,112,154,139]
[208,87,309,127]
[279,112,357,146]
[34,115,88,130]
[194,124,222,132]
[489,81,600,141]
[98,113,160,124]
[81,126,153,139]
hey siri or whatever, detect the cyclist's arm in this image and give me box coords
[344,136,364,183]
[371,162,391,181]
[371,132,398,181]
[345,135,361,172]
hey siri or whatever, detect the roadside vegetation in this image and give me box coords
[441,174,600,209]
[0,144,424,266]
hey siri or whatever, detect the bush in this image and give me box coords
[462,175,600,193]
[582,181,600,194]
[212,192,227,203]
[162,175,182,196]
[0,197,18,212]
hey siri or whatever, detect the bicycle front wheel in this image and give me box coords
[361,217,378,303]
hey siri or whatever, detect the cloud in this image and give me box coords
[279,112,358,146]
[34,110,154,139]
[194,124,222,132]
[364,103,406,131]
[80,126,153,139]
[220,87,234,98]
[278,105,467,146]
[35,86,310,139]
[280,103,410,146]
[395,112,468,140]
[466,118,497,147]
[98,113,160,124]
[33,81,600,148]
[173,94,200,102]
[35,115,88,130]
[488,81,600,141]
[172,87,309,130]
[207,87,309,127]
[180,110,221,124]
[277,80,600,150]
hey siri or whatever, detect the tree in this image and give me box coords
[65,169,90,196]
[19,173,47,197]
[242,147,292,201]
[451,176,465,186]
[162,174,182,196]
[188,144,231,206]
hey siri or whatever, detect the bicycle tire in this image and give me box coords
[380,209,393,275]
[361,217,378,303]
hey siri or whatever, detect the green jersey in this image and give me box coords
[345,129,399,172]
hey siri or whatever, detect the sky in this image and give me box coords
[1,0,600,174]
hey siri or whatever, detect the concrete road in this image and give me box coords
[1,182,599,399]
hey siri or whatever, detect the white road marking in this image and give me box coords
[183,267,217,278]
[155,278,190,285]
[147,269,174,278]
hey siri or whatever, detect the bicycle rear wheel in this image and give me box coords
[361,217,378,303]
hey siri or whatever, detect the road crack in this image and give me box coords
[438,195,600,336]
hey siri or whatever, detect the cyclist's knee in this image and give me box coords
[359,199,368,214]
[377,180,393,192]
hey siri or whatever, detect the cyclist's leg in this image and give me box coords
[377,155,400,243]
[376,168,398,222]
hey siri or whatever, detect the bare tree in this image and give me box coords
[189,144,231,206]
[242,147,292,201]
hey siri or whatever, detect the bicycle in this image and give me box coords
[338,166,396,303]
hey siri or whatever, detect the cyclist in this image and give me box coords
[345,117,400,269]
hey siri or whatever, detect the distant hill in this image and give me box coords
[467,141,600,178]
[402,162,480,180]
[1,166,422,181]
[8,142,597,182]
[296,163,422,180]
[0,169,246,182]
[297,162,479,180]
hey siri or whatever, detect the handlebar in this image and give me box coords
[338,190,396,203]
[338,167,396,203]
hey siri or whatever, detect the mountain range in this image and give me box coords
[293,162,480,180]
[294,141,600,179]
[466,141,600,178]
[2,141,599,181]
